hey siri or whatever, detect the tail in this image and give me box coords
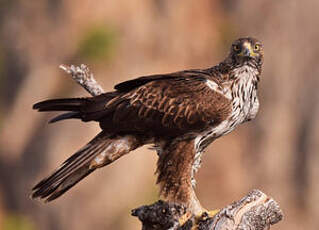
[33,92,122,123]
[33,98,87,123]
[31,132,143,202]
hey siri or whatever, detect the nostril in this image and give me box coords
[243,49,250,57]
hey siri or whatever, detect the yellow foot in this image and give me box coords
[206,209,220,218]
[194,209,220,222]
[178,209,220,228]
[178,212,192,226]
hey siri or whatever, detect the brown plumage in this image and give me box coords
[31,37,263,215]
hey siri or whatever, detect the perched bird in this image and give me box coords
[31,37,263,215]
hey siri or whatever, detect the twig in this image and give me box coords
[132,189,283,230]
[60,65,283,230]
[59,64,104,96]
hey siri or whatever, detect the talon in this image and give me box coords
[194,209,220,222]
[178,211,192,226]
[206,209,220,218]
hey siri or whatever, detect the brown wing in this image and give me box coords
[99,72,231,136]
[114,69,211,92]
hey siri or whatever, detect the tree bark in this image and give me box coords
[59,64,104,96]
[132,189,283,230]
[60,64,283,230]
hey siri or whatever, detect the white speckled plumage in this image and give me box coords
[193,65,260,186]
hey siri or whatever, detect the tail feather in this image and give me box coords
[33,98,88,122]
[34,140,108,193]
[45,165,94,202]
[31,131,111,202]
[31,132,143,202]
[33,92,123,123]
[49,112,81,123]
[33,98,86,111]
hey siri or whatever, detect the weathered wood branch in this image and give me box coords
[132,189,283,230]
[59,64,104,96]
[60,64,283,230]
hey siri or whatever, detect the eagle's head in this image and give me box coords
[229,37,263,68]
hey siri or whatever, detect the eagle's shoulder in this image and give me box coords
[113,68,223,92]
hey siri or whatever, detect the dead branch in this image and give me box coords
[60,65,283,230]
[59,64,104,96]
[132,189,283,230]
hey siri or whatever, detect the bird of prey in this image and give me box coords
[31,37,263,215]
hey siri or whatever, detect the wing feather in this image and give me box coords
[104,71,232,135]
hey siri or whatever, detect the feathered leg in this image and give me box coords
[31,132,144,202]
[156,139,203,215]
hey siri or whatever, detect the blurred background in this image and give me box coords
[0,0,318,229]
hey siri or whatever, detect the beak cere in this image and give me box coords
[241,42,253,57]
[242,47,251,57]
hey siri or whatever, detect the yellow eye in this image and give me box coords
[254,44,260,51]
[233,45,240,51]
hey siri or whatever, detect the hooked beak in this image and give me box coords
[239,42,254,57]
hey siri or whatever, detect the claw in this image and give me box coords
[194,209,220,222]
[178,211,192,226]
[178,209,220,229]
[206,209,220,218]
